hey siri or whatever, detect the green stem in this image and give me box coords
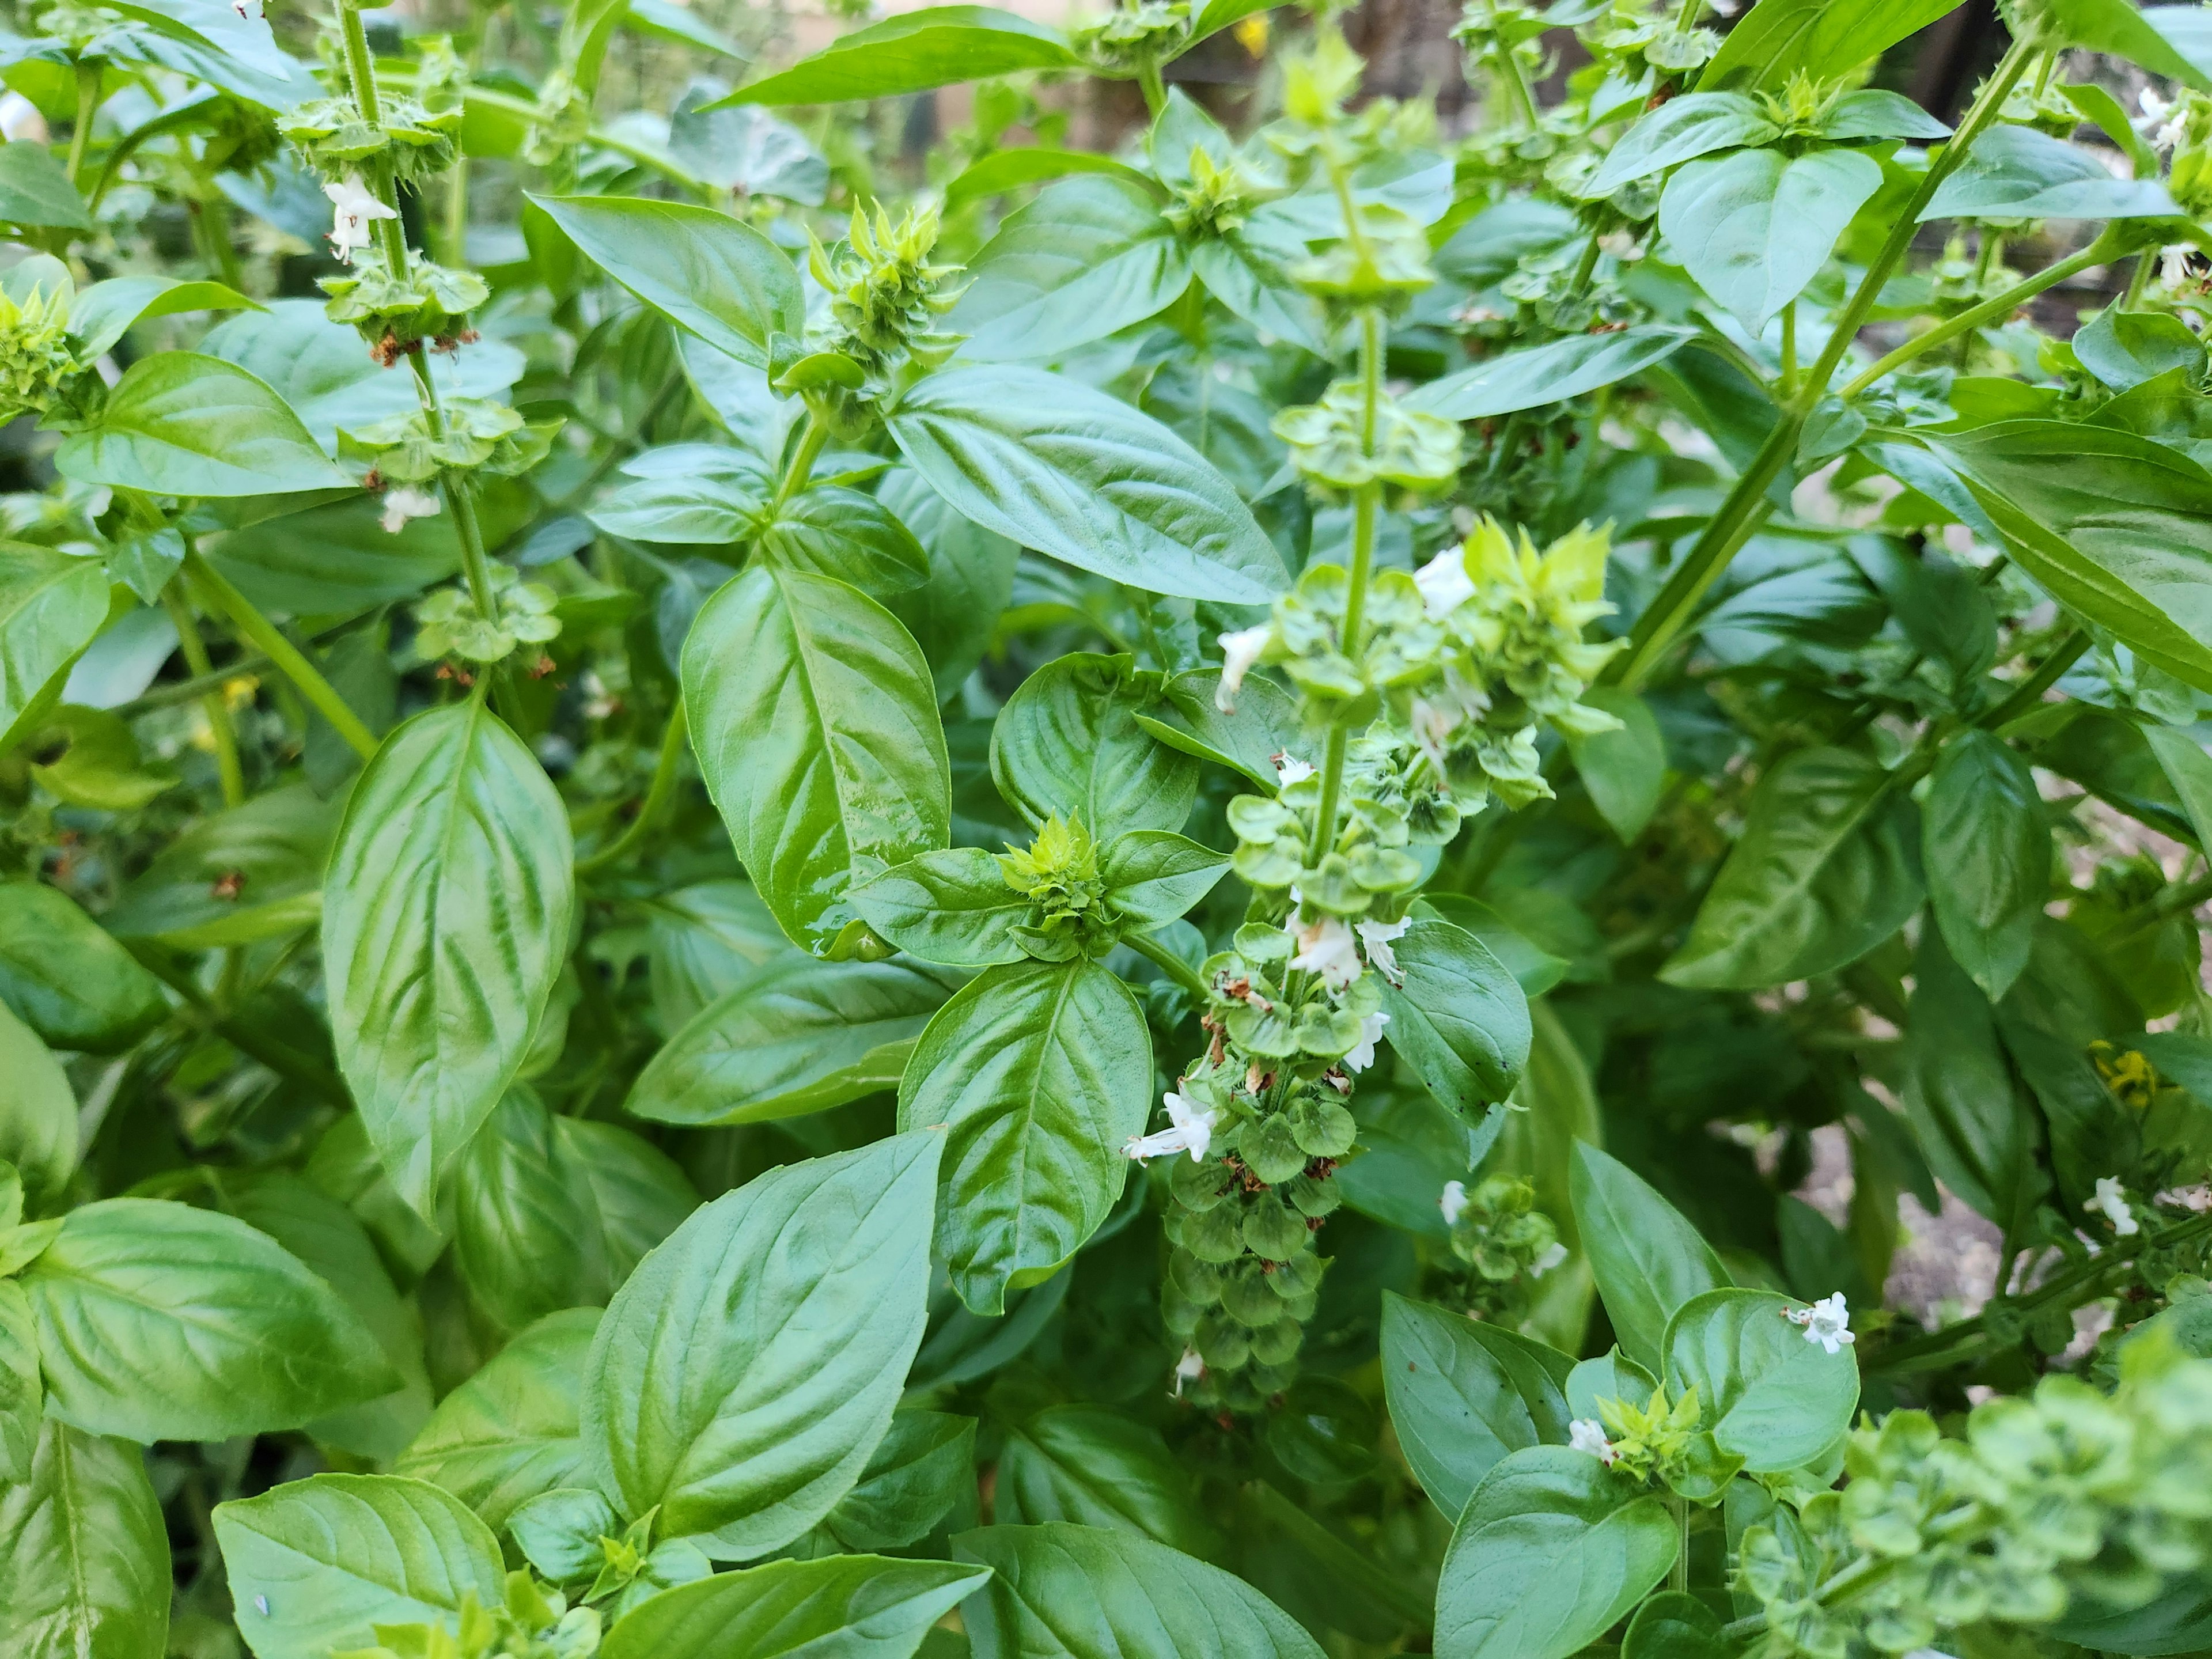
[576,700,688,874]
[1309,309,1384,863]
[1778,302,1797,397]
[128,945,350,1106]
[66,57,100,187]
[335,0,410,268]
[182,552,380,761]
[2123,244,2159,307]
[1601,34,2042,692]
[772,411,832,512]
[1670,1498,1690,1593]
[1138,57,1166,116]
[1125,927,1210,1002]
[1983,628,2089,730]
[161,585,245,808]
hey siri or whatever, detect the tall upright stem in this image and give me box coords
[183,552,381,761]
[162,585,245,806]
[1309,308,1385,863]
[66,58,100,187]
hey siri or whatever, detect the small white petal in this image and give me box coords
[1215,624,1272,712]
[1414,547,1477,615]
[1567,1418,1616,1464]
[1439,1178,1468,1225]
[1355,916,1408,984]
[1531,1240,1567,1277]
[1272,751,1316,788]
[1344,1010,1389,1072]
[1290,915,1362,992]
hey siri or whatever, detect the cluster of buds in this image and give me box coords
[0,278,82,425]
[994,813,1124,962]
[1073,0,1191,74]
[342,396,559,488]
[413,563,561,666]
[1438,1172,1566,1324]
[280,93,460,191]
[804,202,965,393]
[321,239,490,357]
[331,1570,600,1659]
[1744,1332,2212,1658]
[1577,0,1722,77]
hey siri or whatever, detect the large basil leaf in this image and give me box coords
[683,564,950,954]
[642,878,785,1032]
[21,1197,398,1442]
[53,354,350,497]
[1660,147,1881,332]
[0,1420,168,1659]
[885,367,1287,605]
[876,465,1021,701]
[323,700,574,1217]
[1377,919,1532,1116]
[951,173,1188,361]
[1900,927,2041,1230]
[214,1474,506,1659]
[1381,1291,1575,1521]
[0,542,108,749]
[2074,306,2209,394]
[1435,1448,1677,1659]
[68,272,257,358]
[1623,1592,1734,1659]
[853,850,1031,967]
[104,780,337,948]
[0,881,167,1054]
[393,1306,597,1530]
[1405,327,1696,423]
[898,959,1152,1315]
[762,484,930,597]
[1569,1143,1729,1377]
[0,140,90,228]
[627,952,963,1124]
[1661,1288,1859,1473]
[1660,748,1922,990]
[1923,730,2045,1002]
[1581,93,1777,195]
[1927,422,2212,691]
[1921,124,2181,221]
[586,447,769,546]
[582,1133,941,1559]
[532,195,804,369]
[991,653,1200,840]
[819,1409,977,1551]
[0,1282,35,1482]
[954,1521,1324,1658]
[603,1555,990,1658]
[997,1404,1219,1558]
[0,1002,81,1211]
[1699,0,1963,92]
[715,6,1078,105]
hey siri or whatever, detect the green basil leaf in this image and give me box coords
[642,878,786,1033]
[1813,89,1953,141]
[945,146,1157,209]
[68,274,259,358]
[667,90,827,200]
[1660,748,1922,991]
[0,1002,81,1213]
[1137,667,1306,791]
[950,174,1189,362]
[0,881,166,1054]
[1698,0,1961,93]
[0,542,109,751]
[997,1404,1219,1558]
[819,1410,978,1551]
[582,1132,942,1559]
[1413,895,1570,998]
[104,780,338,948]
[1661,1287,1859,1473]
[853,849,1030,968]
[393,1306,599,1531]
[1188,211,1333,356]
[0,1283,34,1486]
[954,1521,1324,1658]
[2074,306,2209,393]
[1923,730,2045,1002]
[627,952,963,1125]
[898,960,1151,1316]
[1900,926,2043,1230]
[1570,1143,1730,1377]
[1581,93,1777,195]
[1381,1291,1575,1521]
[586,465,767,546]
[0,1420,168,1659]
[684,564,950,954]
[0,139,90,228]
[1565,1348,1658,1422]
[1660,147,1881,332]
[1921,124,2181,221]
[531,195,804,369]
[885,368,1288,605]
[22,1196,398,1441]
[1435,1446,1677,1659]
[508,1485,620,1584]
[2043,0,2212,86]
[1404,327,1696,422]
[2049,1575,2212,1656]
[2144,722,2212,854]
[761,483,931,597]
[1623,1590,1735,1659]
[1564,688,1666,844]
[876,466,1021,702]
[602,1555,991,1658]
[713,6,1078,105]
[1377,919,1532,1115]
[991,654,1199,839]
[214,1474,506,1659]
[54,354,350,497]
[1099,831,1228,928]
[323,700,575,1217]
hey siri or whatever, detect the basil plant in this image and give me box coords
[6,0,2212,1653]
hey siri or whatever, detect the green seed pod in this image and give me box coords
[1283,1173,1343,1219]
[1170,1153,1231,1212]
[1187,1202,1251,1265]
[1222,1266,1281,1327]
[1195,1310,1252,1370]
[1270,1251,1326,1300]
[1239,1113,1310,1184]
[1288,1096,1357,1158]
[1243,1198,1311,1262]
[1169,1249,1226,1306]
[1161,1277,1204,1338]
[1249,1317,1304,1366]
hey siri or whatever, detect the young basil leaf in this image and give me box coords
[1563,687,1666,845]
[1923,730,2046,1002]
[54,354,351,497]
[1921,124,2181,221]
[509,1484,622,1584]
[1381,1290,1576,1521]
[1581,93,1777,196]
[603,1555,990,1657]
[393,1305,599,1531]
[851,849,1031,967]
[1404,326,1697,423]
[582,1132,942,1559]
[1137,666,1306,791]
[1659,748,1922,991]
[1434,1446,1677,1659]
[991,653,1200,840]
[1189,209,1334,355]
[1099,831,1228,928]
[626,953,964,1126]
[323,700,575,1218]
[1813,89,1953,141]
[683,564,950,955]
[885,366,1289,605]
[0,1420,168,1659]
[1570,1144,1730,1378]
[1660,147,1881,332]
[2074,307,2209,393]
[1376,919,1532,1116]
[0,541,109,751]
[0,1281,37,1483]
[817,1409,977,1551]
[949,173,1190,362]
[68,274,259,358]
[0,881,168,1054]
[997,1403,1221,1559]
[1622,1589,1735,1659]
[21,1197,400,1442]
[710,6,1078,106]
[1899,926,2044,1231]
[1661,1287,1860,1473]
[954,1521,1324,1659]
[1565,1347,1658,1423]
[898,959,1152,1315]
[760,483,931,597]
[531,195,804,369]
[0,1002,79,1213]
[585,467,767,546]
[214,1474,506,1659]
